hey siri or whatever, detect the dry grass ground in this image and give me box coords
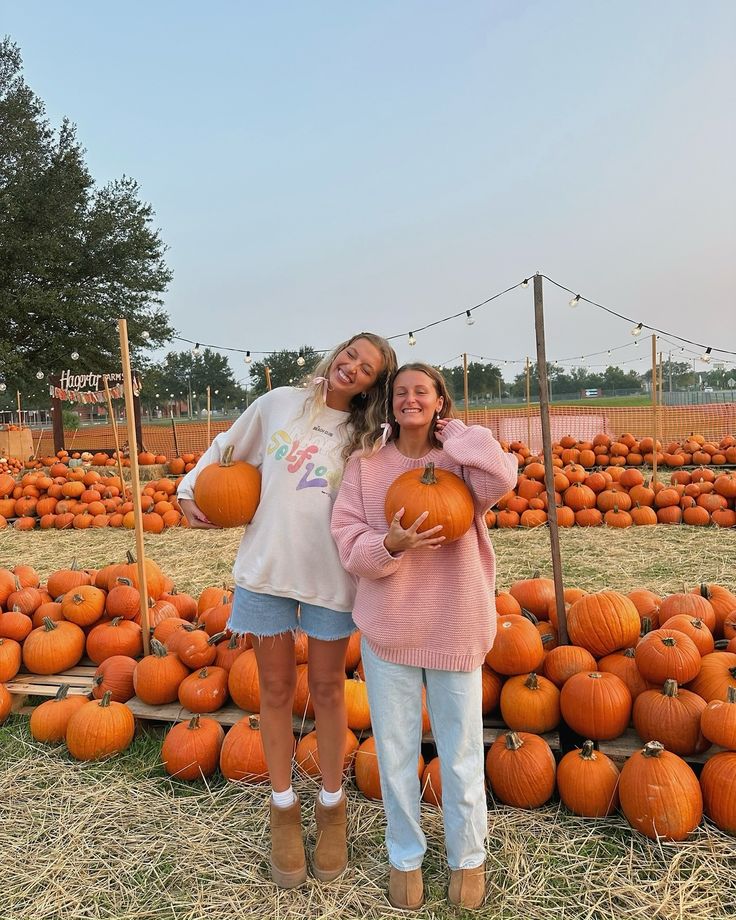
[1,526,736,920]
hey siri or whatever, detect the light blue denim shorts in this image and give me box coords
[227,585,357,641]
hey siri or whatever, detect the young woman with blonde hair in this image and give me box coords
[179,332,397,887]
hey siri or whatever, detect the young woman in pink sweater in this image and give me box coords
[331,363,518,911]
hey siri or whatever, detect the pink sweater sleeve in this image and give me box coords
[331,457,404,581]
[439,420,519,511]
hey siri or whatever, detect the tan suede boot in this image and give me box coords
[312,794,348,882]
[388,867,424,911]
[448,864,486,910]
[269,796,307,888]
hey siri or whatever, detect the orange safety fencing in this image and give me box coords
[29,403,736,460]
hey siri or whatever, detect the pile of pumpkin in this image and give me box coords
[15,449,203,472]
[0,466,189,531]
[0,456,24,476]
[487,464,736,528]
[508,432,736,469]
[2,561,736,840]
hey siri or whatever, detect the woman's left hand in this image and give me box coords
[434,417,451,441]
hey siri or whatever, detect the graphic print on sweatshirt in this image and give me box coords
[266,421,344,496]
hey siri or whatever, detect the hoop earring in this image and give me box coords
[360,392,367,399]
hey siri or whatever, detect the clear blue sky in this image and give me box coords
[4,0,735,382]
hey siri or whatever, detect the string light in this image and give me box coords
[701,347,712,364]
[296,355,305,367]
[569,295,581,307]
[521,278,529,288]
[35,371,44,380]
[408,332,416,346]
[465,310,475,326]
[70,352,79,361]
[631,323,643,337]
[141,330,150,340]
[192,343,202,357]
[0,383,7,392]
[244,351,252,364]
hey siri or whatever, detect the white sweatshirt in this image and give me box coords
[177,387,357,612]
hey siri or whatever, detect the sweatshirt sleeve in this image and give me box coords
[176,397,266,502]
[331,457,404,580]
[439,419,519,512]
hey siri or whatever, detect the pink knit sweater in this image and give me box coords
[331,420,519,671]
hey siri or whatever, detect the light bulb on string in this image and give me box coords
[521,278,529,288]
[192,343,202,358]
[70,352,79,361]
[296,354,305,367]
[244,351,252,364]
[36,371,44,380]
[701,347,712,364]
[141,330,150,340]
[408,332,416,346]
[465,310,474,326]
[0,382,6,392]
[631,323,643,337]
[569,295,581,307]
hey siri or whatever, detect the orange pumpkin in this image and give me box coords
[384,462,474,544]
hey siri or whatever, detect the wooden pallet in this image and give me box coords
[597,728,725,765]
[5,667,315,731]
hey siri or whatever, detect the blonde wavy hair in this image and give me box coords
[305,332,398,461]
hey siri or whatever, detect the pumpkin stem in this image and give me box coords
[580,740,596,760]
[208,631,226,646]
[524,672,539,690]
[126,550,136,564]
[248,714,261,730]
[504,731,523,751]
[221,445,236,467]
[187,715,201,730]
[42,616,58,632]
[110,617,124,627]
[55,684,71,701]
[699,583,711,600]
[661,636,677,647]
[640,617,652,636]
[93,675,103,688]
[420,462,437,486]
[115,577,134,588]
[641,741,664,758]
[99,690,113,707]
[623,648,636,659]
[520,608,539,625]
[662,679,679,697]
[150,638,168,657]
[728,686,736,704]
[198,667,209,678]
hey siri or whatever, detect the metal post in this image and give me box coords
[651,335,658,485]
[525,357,532,448]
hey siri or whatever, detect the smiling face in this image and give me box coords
[326,337,384,408]
[392,369,443,433]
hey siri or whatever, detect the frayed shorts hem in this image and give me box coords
[227,585,357,642]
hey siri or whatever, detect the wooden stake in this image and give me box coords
[33,428,45,459]
[525,356,532,448]
[533,275,567,643]
[206,385,211,446]
[265,366,272,391]
[118,319,151,655]
[170,416,180,457]
[463,353,469,424]
[16,390,22,428]
[103,375,126,489]
[651,335,658,486]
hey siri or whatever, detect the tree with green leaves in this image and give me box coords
[248,346,320,397]
[142,349,247,416]
[0,38,173,394]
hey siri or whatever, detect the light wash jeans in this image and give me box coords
[361,638,487,871]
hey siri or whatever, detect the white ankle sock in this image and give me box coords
[271,787,297,808]
[319,786,344,807]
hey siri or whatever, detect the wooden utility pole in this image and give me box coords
[103,376,126,489]
[463,353,469,424]
[265,366,272,391]
[118,319,151,655]
[651,335,658,485]
[533,275,567,643]
[525,357,532,448]
[206,385,211,446]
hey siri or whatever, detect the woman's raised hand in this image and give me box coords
[383,508,445,554]
[179,498,220,529]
